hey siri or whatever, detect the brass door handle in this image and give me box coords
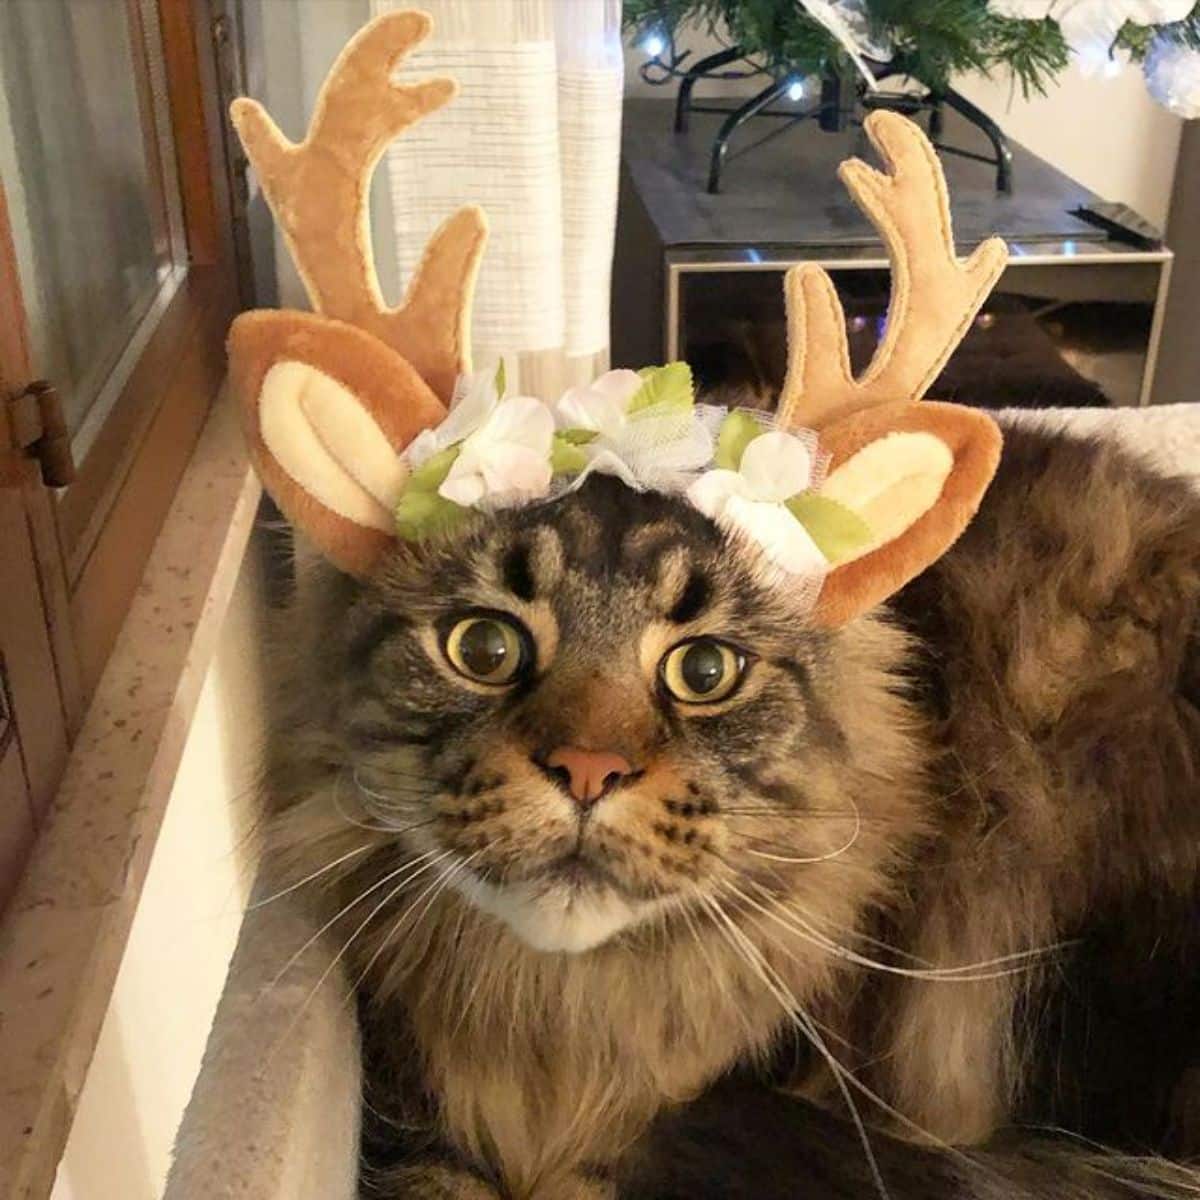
[4,381,75,489]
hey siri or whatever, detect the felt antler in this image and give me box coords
[231,9,485,405]
[227,9,486,576]
[777,111,1009,628]
[778,112,1008,431]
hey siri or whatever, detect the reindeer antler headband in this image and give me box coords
[227,9,1007,628]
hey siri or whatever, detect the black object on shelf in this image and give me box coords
[1070,201,1164,249]
[665,47,1014,195]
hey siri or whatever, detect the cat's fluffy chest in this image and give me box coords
[389,899,838,1194]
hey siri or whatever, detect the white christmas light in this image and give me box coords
[787,77,806,101]
[643,32,665,58]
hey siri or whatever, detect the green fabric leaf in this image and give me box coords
[557,428,598,446]
[494,359,507,398]
[395,488,472,542]
[714,410,767,470]
[395,445,472,541]
[785,493,875,565]
[406,445,459,493]
[627,362,694,415]
[550,435,589,476]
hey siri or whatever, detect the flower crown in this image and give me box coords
[396,361,874,594]
[226,10,1007,629]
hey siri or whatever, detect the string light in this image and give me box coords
[786,76,806,101]
[642,31,666,58]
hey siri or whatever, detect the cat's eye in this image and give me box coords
[660,639,746,704]
[444,615,528,686]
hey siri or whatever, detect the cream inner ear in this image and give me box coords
[259,361,409,532]
[819,431,954,564]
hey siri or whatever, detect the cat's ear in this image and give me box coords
[811,401,1001,628]
[228,310,445,576]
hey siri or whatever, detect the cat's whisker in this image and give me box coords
[778,905,934,967]
[737,878,1067,982]
[353,761,440,787]
[1017,1126,1200,1197]
[445,881,496,1042]
[249,843,372,910]
[353,764,434,801]
[731,798,862,864]
[264,847,461,1065]
[337,798,426,834]
[330,770,414,833]
[666,895,737,1023]
[262,848,442,997]
[695,889,891,1200]
[707,883,1001,1188]
[719,807,903,824]
[349,849,484,999]
[732,909,861,1055]
[717,859,932,966]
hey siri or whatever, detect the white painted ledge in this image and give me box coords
[163,898,361,1200]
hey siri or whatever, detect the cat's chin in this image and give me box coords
[453,873,664,954]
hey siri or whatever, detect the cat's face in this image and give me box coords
[331,475,861,953]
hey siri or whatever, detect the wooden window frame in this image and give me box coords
[0,0,243,915]
[1,0,241,741]
[66,0,241,697]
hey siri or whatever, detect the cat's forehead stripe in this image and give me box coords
[497,525,564,601]
[649,546,714,624]
[666,569,712,624]
[500,542,536,601]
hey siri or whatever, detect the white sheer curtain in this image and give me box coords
[243,0,624,401]
[373,0,624,398]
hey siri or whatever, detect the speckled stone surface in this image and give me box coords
[0,396,261,1200]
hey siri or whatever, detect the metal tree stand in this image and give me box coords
[669,48,1014,195]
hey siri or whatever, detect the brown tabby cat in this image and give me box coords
[261,416,1200,1200]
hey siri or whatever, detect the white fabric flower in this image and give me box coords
[1144,32,1200,118]
[552,369,716,493]
[405,370,500,469]
[404,370,555,510]
[687,431,828,576]
[553,369,643,437]
[438,396,555,509]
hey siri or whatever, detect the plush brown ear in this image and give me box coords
[228,310,445,576]
[811,401,1001,628]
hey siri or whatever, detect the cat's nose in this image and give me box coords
[542,746,634,810]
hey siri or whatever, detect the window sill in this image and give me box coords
[0,393,261,1200]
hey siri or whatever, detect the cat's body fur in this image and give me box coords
[264,422,1200,1199]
